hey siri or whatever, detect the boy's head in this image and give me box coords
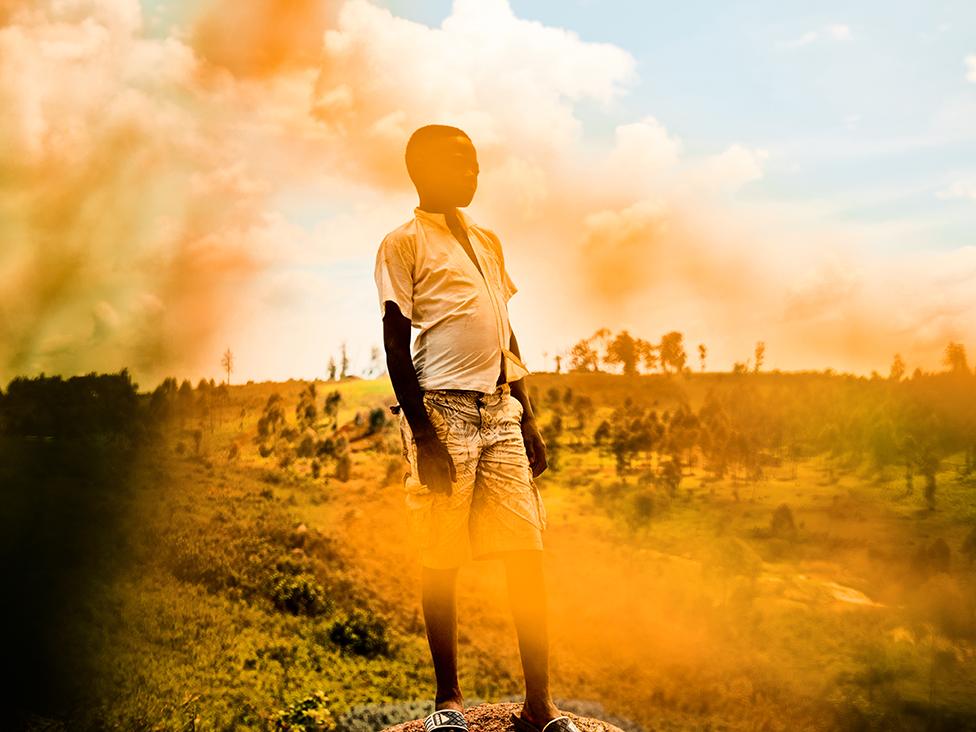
[405,124,478,207]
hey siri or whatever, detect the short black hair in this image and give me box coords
[405,124,471,182]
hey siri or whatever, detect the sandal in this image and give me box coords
[423,708,468,732]
[511,711,582,732]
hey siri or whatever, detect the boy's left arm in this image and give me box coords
[508,330,548,477]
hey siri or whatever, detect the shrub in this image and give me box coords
[658,458,681,496]
[271,690,336,732]
[367,407,388,435]
[269,572,331,616]
[281,426,300,443]
[190,428,203,454]
[334,700,434,732]
[297,430,317,458]
[328,607,391,658]
[316,437,337,459]
[626,485,669,527]
[770,503,796,539]
[335,453,351,482]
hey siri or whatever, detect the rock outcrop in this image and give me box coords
[381,701,628,732]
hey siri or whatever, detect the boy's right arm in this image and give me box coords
[382,300,456,494]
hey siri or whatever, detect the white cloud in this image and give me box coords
[782,31,819,48]
[4,0,974,384]
[781,24,852,49]
[310,0,638,185]
[937,181,976,201]
[966,54,976,83]
[827,24,852,41]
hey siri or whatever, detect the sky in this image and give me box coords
[1,0,974,389]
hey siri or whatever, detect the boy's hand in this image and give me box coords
[520,419,548,477]
[415,433,456,495]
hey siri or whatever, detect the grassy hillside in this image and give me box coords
[4,370,976,731]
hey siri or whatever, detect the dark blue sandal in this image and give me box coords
[423,708,468,732]
[511,712,582,732]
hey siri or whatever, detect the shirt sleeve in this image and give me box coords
[481,227,518,302]
[374,232,415,320]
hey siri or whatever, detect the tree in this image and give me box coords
[569,339,599,372]
[295,383,318,431]
[340,343,349,380]
[591,328,612,361]
[572,394,595,431]
[322,390,341,429]
[327,356,337,381]
[221,347,234,385]
[754,342,765,373]
[177,379,194,428]
[149,377,178,421]
[918,445,940,511]
[542,414,564,471]
[554,354,562,374]
[636,338,656,373]
[889,353,905,382]
[943,341,970,375]
[605,330,639,376]
[698,343,707,372]
[367,346,383,378]
[658,331,687,375]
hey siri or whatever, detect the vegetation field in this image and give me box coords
[3,367,976,731]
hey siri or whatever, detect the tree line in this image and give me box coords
[529,352,976,512]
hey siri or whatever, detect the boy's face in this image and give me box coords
[415,135,479,207]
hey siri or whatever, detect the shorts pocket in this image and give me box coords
[422,395,452,439]
[503,393,524,425]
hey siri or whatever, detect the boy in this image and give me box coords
[374,125,580,732]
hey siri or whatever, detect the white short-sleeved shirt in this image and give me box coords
[375,206,530,394]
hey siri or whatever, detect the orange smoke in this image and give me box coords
[191,0,336,79]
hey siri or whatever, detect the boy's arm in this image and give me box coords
[382,300,456,493]
[507,330,537,425]
[382,300,434,441]
[508,330,548,477]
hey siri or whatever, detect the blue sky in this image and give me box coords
[10,1,976,386]
[138,0,976,254]
[96,0,976,382]
[375,0,976,253]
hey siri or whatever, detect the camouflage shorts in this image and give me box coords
[394,383,547,569]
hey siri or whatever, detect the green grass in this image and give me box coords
[65,374,976,731]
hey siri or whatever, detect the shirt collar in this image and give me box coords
[414,206,476,232]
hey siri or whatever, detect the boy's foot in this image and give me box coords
[433,694,464,712]
[423,708,467,732]
[516,699,562,729]
[424,697,467,732]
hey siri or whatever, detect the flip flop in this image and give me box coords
[511,711,582,732]
[423,708,468,732]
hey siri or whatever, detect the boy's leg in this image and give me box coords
[422,564,465,711]
[468,388,559,726]
[401,391,482,713]
[503,549,560,726]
